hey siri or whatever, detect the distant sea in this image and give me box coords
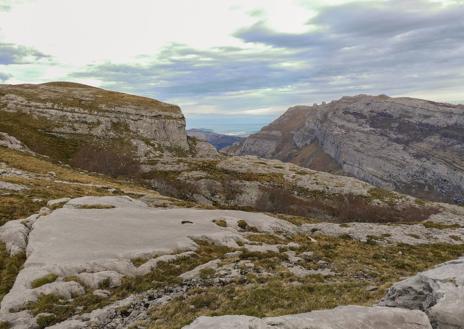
[186,115,277,137]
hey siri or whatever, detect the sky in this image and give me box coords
[1,0,463,134]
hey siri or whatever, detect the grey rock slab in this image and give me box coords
[0,180,28,191]
[302,222,464,245]
[380,257,464,329]
[0,220,29,255]
[183,306,432,329]
[1,196,295,315]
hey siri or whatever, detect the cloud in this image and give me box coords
[67,0,464,117]
[0,0,29,11]
[0,43,50,65]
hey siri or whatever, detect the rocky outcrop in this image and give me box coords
[183,306,432,329]
[143,155,449,224]
[380,257,464,329]
[229,95,464,204]
[0,82,189,163]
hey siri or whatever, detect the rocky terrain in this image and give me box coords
[228,95,464,205]
[0,84,463,329]
[187,129,244,151]
[0,82,195,172]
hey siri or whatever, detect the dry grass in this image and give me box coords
[146,235,464,329]
[0,243,26,303]
[0,147,160,224]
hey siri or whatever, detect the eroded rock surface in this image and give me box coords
[183,306,432,329]
[0,82,189,163]
[229,95,464,204]
[380,257,464,329]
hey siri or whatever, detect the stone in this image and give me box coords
[92,290,111,299]
[0,196,295,316]
[380,257,464,329]
[0,181,28,191]
[0,220,29,255]
[0,132,34,154]
[77,271,123,289]
[180,260,221,281]
[183,306,432,329]
[47,198,71,208]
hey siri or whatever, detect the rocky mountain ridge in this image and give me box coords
[228,95,464,204]
[0,82,190,166]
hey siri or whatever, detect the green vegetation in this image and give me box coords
[25,241,232,327]
[368,188,402,205]
[0,321,10,329]
[199,268,216,280]
[213,219,227,227]
[237,220,258,232]
[0,242,26,302]
[31,274,58,288]
[23,233,464,329]
[146,235,464,329]
[422,221,461,230]
[36,314,56,329]
[0,147,161,225]
[74,204,116,210]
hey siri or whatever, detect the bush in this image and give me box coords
[255,187,438,224]
[70,145,140,178]
[0,243,26,302]
[36,314,56,329]
[31,274,58,289]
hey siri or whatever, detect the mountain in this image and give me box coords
[228,95,464,204]
[187,128,244,150]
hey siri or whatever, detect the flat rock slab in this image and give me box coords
[183,306,432,329]
[1,196,294,314]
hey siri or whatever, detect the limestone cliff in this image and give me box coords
[229,95,464,204]
[0,82,190,167]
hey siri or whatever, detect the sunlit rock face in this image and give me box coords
[0,82,190,163]
[230,95,464,204]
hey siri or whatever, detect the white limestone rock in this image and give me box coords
[380,257,464,329]
[0,220,29,255]
[183,306,432,329]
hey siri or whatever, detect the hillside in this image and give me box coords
[0,84,463,329]
[228,95,464,205]
[0,82,192,173]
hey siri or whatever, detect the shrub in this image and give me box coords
[0,243,26,302]
[70,145,140,178]
[36,314,56,329]
[0,321,10,329]
[31,274,58,289]
[213,219,227,227]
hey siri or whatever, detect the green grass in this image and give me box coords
[0,321,10,329]
[0,147,163,225]
[146,235,464,329]
[31,274,58,288]
[0,242,26,302]
[213,219,227,228]
[25,241,232,327]
[422,221,461,230]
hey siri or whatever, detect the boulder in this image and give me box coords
[183,306,432,329]
[380,257,464,329]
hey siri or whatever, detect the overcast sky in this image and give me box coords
[1,0,463,131]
